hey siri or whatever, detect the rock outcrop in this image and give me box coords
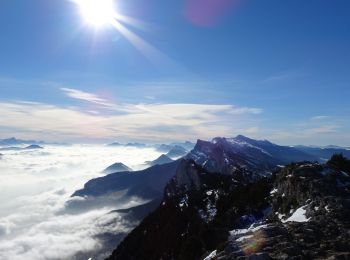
[108,156,350,260]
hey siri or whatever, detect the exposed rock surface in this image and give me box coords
[108,156,350,260]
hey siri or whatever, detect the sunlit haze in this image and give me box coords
[0,0,349,145]
[74,0,117,27]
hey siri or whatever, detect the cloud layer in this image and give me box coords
[0,145,162,260]
[0,88,262,142]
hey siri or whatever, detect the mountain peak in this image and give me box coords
[145,154,173,167]
[234,134,251,141]
[102,162,132,174]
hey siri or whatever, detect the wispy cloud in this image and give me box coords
[0,88,262,142]
[262,69,303,83]
[310,115,330,121]
[61,88,116,109]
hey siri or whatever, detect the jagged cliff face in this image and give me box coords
[215,162,350,260]
[109,160,272,260]
[108,158,350,260]
[186,137,279,177]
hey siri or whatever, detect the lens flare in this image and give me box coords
[240,230,266,255]
[74,0,117,27]
[70,0,181,69]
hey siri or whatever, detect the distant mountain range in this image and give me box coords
[0,137,70,146]
[73,135,350,201]
[0,137,44,146]
[166,145,188,159]
[108,142,148,148]
[144,154,173,167]
[155,141,195,153]
[0,144,43,151]
[294,145,350,160]
[70,135,350,259]
[107,141,195,155]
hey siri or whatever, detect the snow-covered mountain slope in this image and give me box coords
[186,135,318,178]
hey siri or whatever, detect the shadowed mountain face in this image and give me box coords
[108,157,350,260]
[72,160,180,200]
[166,145,188,159]
[187,136,319,172]
[185,135,350,176]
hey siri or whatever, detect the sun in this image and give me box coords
[74,0,117,27]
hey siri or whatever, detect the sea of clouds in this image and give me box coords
[0,145,162,260]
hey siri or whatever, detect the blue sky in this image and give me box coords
[0,0,349,145]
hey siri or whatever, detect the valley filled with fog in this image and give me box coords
[0,145,163,260]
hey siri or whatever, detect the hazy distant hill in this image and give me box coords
[294,145,350,161]
[0,145,43,151]
[102,162,132,175]
[144,154,173,167]
[0,137,44,146]
[166,145,188,159]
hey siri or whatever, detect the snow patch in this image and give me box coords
[283,205,310,223]
[206,190,213,196]
[270,188,278,195]
[204,250,217,260]
[230,223,267,236]
[179,195,188,209]
[236,235,253,242]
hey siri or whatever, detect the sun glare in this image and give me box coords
[75,0,117,27]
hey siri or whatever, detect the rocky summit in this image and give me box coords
[108,153,350,260]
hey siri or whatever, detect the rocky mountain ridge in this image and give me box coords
[108,154,350,260]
